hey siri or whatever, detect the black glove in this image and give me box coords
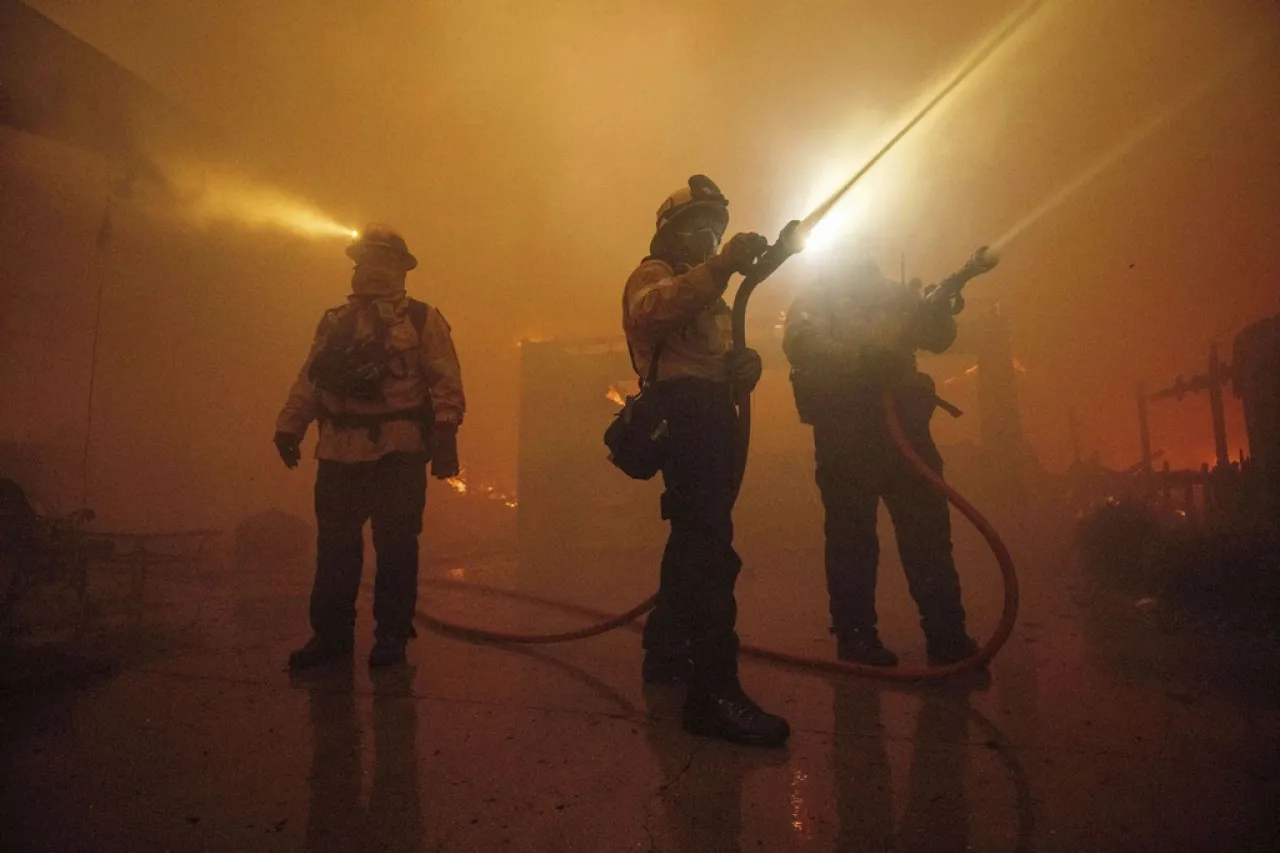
[725,347,763,393]
[707,232,769,276]
[431,423,460,479]
[273,431,302,469]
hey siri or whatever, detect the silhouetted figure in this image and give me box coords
[623,175,788,747]
[276,225,465,669]
[784,251,996,666]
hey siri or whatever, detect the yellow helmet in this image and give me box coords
[653,174,729,239]
[345,223,417,271]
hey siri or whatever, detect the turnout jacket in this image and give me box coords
[783,275,955,424]
[276,292,465,463]
[622,257,734,382]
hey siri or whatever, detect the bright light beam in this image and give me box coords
[159,160,358,241]
[796,0,1052,247]
[992,42,1264,252]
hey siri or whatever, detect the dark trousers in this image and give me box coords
[641,379,742,692]
[812,407,967,647]
[311,452,427,642]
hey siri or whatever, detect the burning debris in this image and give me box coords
[444,474,516,509]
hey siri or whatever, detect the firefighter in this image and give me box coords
[782,250,996,667]
[275,225,465,669]
[623,175,790,747]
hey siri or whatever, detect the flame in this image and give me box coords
[605,385,627,407]
[442,473,517,509]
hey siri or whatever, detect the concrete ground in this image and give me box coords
[3,513,1278,852]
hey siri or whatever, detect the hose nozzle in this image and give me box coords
[973,245,1001,272]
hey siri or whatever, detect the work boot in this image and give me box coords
[369,636,408,668]
[926,634,981,667]
[683,683,791,748]
[287,634,353,671]
[835,628,899,667]
[642,652,692,685]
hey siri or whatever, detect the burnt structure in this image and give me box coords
[1233,314,1280,510]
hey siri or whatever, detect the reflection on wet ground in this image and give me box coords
[3,515,1277,851]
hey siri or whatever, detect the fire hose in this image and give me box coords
[416,230,1019,679]
[414,0,1045,676]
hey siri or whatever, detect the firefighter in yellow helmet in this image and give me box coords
[274,224,465,669]
[623,175,790,747]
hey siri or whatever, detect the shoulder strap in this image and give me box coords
[622,269,666,388]
[630,337,666,388]
[406,298,430,335]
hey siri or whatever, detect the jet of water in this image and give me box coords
[797,0,1054,249]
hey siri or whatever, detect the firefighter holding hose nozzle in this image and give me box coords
[622,175,790,747]
[783,247,998,668]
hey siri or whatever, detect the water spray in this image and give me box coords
[726,0,1048,482]
[992,42,1263,253]
[794,0,1052,248]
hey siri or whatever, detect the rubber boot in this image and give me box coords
[926,634,981,667]
[288,634,354,670]
[683,680,791,748]
[368,636,408,668]
[835,628,899,667]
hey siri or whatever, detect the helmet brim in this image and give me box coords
[656,200,729,238]
[345,242,418,271]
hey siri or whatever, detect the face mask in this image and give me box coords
[659,208,726,265]
[351,261,407,297]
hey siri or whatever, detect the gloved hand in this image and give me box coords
[923,283,965,316]
[273,431,302,469]
[431,423,460,479]
[725,347,763,393]
[858,348,914,385]
[707,232,768,276]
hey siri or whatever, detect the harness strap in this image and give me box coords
[319,404,433,443]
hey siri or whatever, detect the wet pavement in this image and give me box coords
[3,516,1278,852]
